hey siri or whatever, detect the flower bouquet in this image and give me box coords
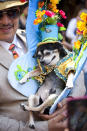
[33,0,67,41]
[73,12,87,68]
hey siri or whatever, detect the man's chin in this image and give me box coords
[1,36,14,43]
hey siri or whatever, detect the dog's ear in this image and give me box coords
[56,42,67,58]
[59,48,67,58]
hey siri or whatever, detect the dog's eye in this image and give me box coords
[45,52,50,56]
[37,55,41,59]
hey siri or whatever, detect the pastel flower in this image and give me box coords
[57,22,64,27]
[74,40,81,50]
[45,10,55,17]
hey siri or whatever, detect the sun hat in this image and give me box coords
[0,0,28,11]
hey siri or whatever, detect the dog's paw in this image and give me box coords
[29,123,35,129]
[20,103,27,111]
[19,78,27,84]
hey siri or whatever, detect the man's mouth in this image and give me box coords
[0,25,13,33]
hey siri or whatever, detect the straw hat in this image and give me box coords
[0,0,28,11]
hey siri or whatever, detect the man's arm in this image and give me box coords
[0,115,48,131]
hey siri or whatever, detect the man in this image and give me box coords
[0,0,68,131]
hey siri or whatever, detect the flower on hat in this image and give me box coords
[20,0,26,2]
[34,0,67,31]
[59,10,67,19]
[73,12,87,68]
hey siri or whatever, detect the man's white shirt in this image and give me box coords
[0,34,25,57]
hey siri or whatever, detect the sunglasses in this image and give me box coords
[0,8,20,20]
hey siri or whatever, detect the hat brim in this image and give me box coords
[0,1,28,10]
[37,41,60,47]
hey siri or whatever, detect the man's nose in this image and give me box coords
[0,14,11,24]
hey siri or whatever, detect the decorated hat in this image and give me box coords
[33,0,67,47]
[0,0,28,11]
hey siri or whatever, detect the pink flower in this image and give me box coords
[57,22,64,27]
[20,0,26,2]
[59,10,67,19]
[45,10,55,17]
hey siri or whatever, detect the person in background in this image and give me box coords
[0,0,68,130]
[19,6,28,29]
[66,9,87,46]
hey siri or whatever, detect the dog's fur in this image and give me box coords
[20,42,75,128]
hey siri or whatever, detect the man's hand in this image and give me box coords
[39,98,67,120]
[48,114,68,131]
[39,98,69,131]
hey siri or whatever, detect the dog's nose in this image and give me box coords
[40,61,45,65]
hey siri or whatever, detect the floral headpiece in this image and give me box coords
[33,0,67,43]
[73,12,87,68]
[34,0,66,26]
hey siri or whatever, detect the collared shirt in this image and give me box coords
[0,35,26,57]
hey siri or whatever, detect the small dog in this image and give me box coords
[20,42,75,128]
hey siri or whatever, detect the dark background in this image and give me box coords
[58,0,87,27]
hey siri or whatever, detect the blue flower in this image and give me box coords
[16,71,26,80]
[27,67,32,72]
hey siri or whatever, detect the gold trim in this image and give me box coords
[37,41,62,47]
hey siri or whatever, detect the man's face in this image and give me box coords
[0,7,20,43]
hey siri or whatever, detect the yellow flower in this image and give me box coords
[36,10,45,18]
[74,40,81,50]
[80,12,87,22]
[52,8,59,13]
[51,4,57,10]
[34,18,42,25]
[77,12,87,34]
[50,0,60,4]
[83,28,87,37]
[77,20,86,32]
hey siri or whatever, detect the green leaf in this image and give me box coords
[17,65,22,70]
[58,33,63,40]
[59,27,66,31]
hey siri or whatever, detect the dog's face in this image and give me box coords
[36,49,59,66]
[34,42,67,66]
